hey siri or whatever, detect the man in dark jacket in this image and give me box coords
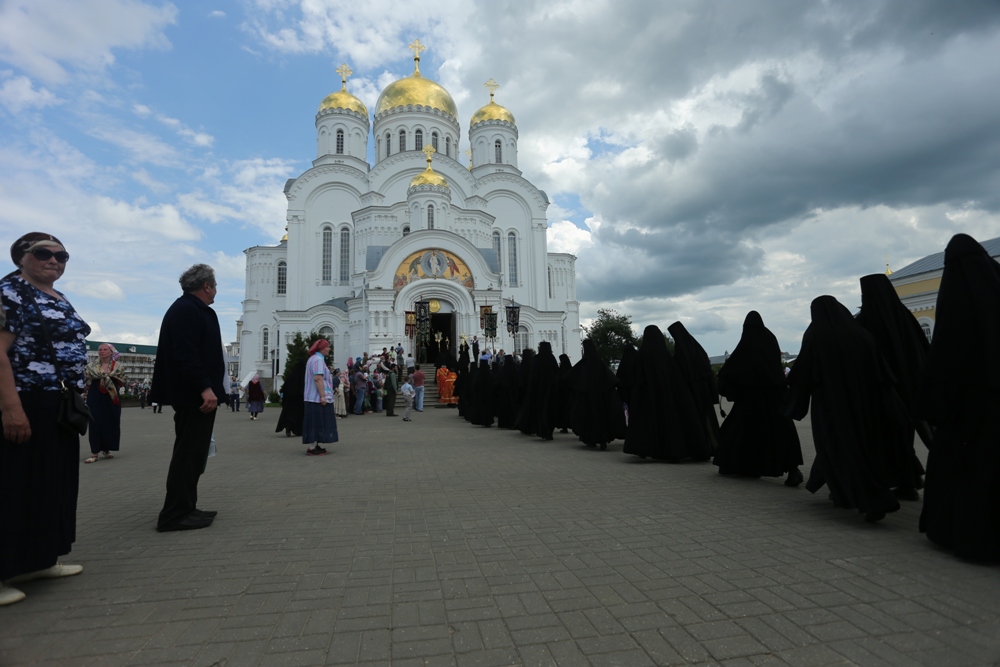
[150,264,227,532]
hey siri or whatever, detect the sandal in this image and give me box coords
[102,451,114,459]
[84,455,99,464]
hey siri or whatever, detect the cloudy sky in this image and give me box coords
[1,0,998,355]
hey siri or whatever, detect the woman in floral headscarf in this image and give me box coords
[83,343,126,463]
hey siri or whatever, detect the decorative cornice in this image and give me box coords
[374,105,461,132]
[469,118,519,138]
[407,183,451,197]
[474,173,549,211]
[315,106,370,128]
[289,163,369,197]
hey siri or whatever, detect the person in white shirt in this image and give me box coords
[400,377,416,421]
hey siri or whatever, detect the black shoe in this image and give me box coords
[190,509,218,519]
[157,515,213,532]
[864,510,886,523]
[785,468,804,487]
[306,447,328,456]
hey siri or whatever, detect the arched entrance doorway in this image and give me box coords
[421,298,456,365]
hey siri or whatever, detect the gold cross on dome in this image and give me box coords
[484,78,500,101]
[408,39,426,74]
[423,144,436,167]
[335,63,352,89]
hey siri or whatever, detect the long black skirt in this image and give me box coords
[301,401,338,445]
[87,382,121,454]
[0,391,80,580]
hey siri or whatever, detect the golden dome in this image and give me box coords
[410,145,449,189]
[470,78,515,127]
[319,63,367,116]
[471,100,515,127]
[319,89,367,116]
[375,42,458,120]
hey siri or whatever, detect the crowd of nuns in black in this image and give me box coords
[448,234,1000,562]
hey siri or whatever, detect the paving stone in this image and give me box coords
[1,407,998,667]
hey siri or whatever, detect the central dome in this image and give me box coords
[375,61,458,120]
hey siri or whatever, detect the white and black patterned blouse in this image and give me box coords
[0,275,91,392]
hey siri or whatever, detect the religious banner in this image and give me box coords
[415,300,431,343]
[483,313,498,339]
[505,303,520,335]
[405,310,416,338]
[480,305,492,329]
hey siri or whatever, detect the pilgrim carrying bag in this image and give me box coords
[22,282,91,435]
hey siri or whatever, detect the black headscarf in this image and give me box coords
[718,311,786,396]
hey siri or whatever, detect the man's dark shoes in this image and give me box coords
[157,515,213,532]
[784,468,804,487]
[190,509,218,519]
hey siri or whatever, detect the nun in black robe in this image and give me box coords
[714,312,803,483]
[471,359,495,427]
[555,354,574,433]
[275,358,306,437]
[857,272,932,498]
[917,234,1000,560]
[462,360,479,424]
[455,347,471,418]
[514,349,535,417]
[570,339,622,450]
[515,342,560,439]
[494,355,518,429]
[615,343,636,440]
[785,296,907,522]
[668,321,723,453]
[624,325,710,461]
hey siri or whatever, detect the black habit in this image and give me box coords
[275,359,306,437]
[917,234,1000,560]
[668,321,723,453]
[515,342,559,439]
[570,339,622,449]
[713,312,802,478]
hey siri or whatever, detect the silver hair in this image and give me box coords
[179,264,216,293]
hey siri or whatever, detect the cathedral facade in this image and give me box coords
[238,45,580,383]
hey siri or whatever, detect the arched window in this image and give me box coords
[547,266,553,299]
[516,325,529,354]
[385,132,391,157]
[321,227,333,283]
[492,231,502,264]
[427,205,435,230]
[414,129,423,151]
[399,129,406,152]
[445,136,451,157]
[431,131,439,152]
[402,225,410,236]
[376,137,381,159]
[507,232,518,285]
[918,317,934,343]
[495,140,502,164]
[335,129,344,154]
[261,327,269,361]
[277,261,287,295]
[339,228,350,283]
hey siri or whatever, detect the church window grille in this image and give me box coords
[402,225,410,236]
[339,229,350,283]
[414,130,423,151]
[507,232,518,285]
[492,231,501,266]
[261,328,269,361]
[335,129,344,154]
[385,132,391,157]
[495,140,502,163]
[427,205,435,230]
[321,227,333,283]
[432,132,439,152]
[399,129,406,151]
[445,136,451,157]
[276,261,287,295]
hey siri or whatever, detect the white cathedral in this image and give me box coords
[237,43,580,385]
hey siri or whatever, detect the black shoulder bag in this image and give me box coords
[21,283,91,435]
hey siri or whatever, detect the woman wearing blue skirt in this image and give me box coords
[302,339,338,456]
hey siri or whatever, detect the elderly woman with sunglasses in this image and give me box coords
[0,232,91,606]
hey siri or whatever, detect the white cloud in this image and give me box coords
[61,278,125,300]
[0,73,59,113]
[209,10,226,19]
[547,220,592,256]
[0,0,177,84]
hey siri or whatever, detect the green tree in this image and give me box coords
[581,308,638,362]
[282,330,333,383]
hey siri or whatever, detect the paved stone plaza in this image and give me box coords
[2,403,998,666]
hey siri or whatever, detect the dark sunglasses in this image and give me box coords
[31,248,70,263]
